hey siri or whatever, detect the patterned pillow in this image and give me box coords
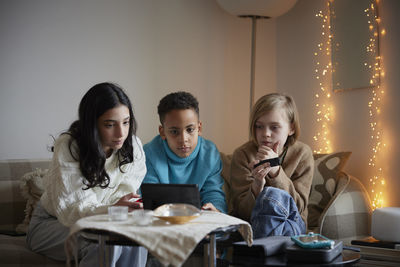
[307,152,352,228]
[15,168,47,233]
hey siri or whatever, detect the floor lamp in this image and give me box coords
[216,0,298,112]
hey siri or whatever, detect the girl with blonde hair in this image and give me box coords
[230,93,314,238]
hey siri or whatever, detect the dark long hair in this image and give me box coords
[67,82,137,190]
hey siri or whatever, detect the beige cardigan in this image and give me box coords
[230,140,314,225]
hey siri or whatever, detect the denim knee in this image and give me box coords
[250,187,306,239]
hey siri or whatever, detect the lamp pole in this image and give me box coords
[239,15,269,113]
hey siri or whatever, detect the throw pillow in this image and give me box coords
[15,168,47,233]
[307,151,352,228]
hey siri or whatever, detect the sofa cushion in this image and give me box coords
[307,152,352,228]
[0,159,50,233]
[319,175,372,243]
[0,179,26,233]
[16,168,48,233]
[0,234,64,266]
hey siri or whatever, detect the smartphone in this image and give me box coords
[253,157,280,168]
[291,233,335,249]
[130,198,143,203]
[129,198,143,209]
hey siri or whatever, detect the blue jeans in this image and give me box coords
[250,187,306,239]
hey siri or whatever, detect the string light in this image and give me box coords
[313,3,334,154]
[365,1,386,209]
[315,1,387,208]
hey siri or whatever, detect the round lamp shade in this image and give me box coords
[216,0,298,18]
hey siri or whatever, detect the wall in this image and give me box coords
[276,0,400,207]
[0,0,276,159]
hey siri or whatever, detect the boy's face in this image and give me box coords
[159,109,202,158]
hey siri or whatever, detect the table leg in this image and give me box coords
[99,235,105,267]
[203,243,209,267]
[105,239,110,267]
[209,234,216,267]
[75,240,80,266]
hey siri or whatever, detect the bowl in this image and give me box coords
[153,203,201,224]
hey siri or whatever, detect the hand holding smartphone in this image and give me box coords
[131,198,143,203]
[253,157,280,169]
[129,197,143,209]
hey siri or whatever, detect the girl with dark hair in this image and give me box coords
[26,82,147,266]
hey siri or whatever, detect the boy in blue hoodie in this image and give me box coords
[143,91,227,213]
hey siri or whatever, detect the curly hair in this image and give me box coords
[157,91,199,124]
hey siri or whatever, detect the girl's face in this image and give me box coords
[255,108,294,155]
[97,105,130,157]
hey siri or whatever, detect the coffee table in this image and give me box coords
[66,211,252,267]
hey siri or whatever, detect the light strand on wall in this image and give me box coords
[313,2,333,154]
[365,0,386,209]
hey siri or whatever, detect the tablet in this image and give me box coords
[140,183,201,210]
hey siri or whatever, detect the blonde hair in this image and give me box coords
[249,93,300,147]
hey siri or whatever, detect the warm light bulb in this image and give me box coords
[313,4,334,155]
[365,1,386,210]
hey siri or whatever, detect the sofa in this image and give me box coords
[0,159,64,267]
[0,151,372,266]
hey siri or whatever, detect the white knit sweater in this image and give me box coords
[40,134,146,227]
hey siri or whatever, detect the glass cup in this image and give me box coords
[108,206,128,221]
[132,209,153,226]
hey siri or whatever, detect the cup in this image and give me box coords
[132,209,153,226]
[108,206,128,221]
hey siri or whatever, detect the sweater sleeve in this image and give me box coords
[199,150,227,213]
[142,159,161,184]
[142,139,163,184]
[114,137,147,197]
[229,145,257,221]
[40,135,108,227]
